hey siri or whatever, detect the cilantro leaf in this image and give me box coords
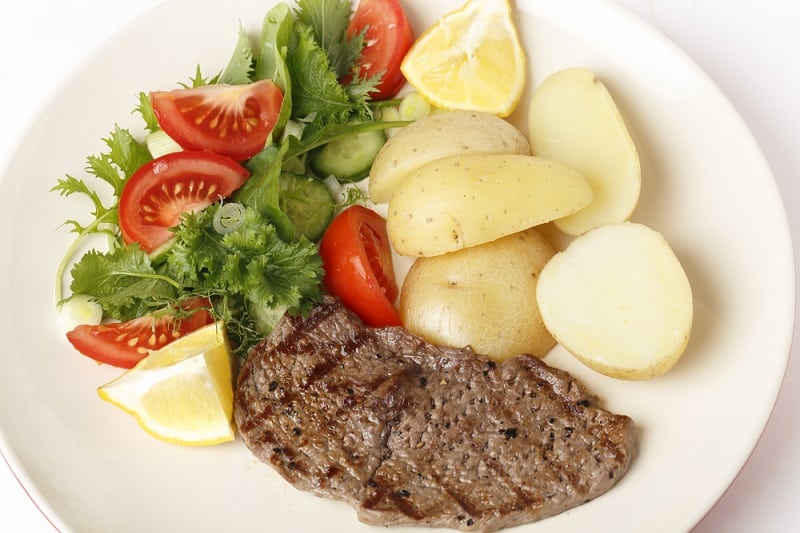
[220,210,322,310]
[166,206,324,344]
[167,206,324,312]
[69,245,179,320]
[162,210,221,288]
[66,203,324,355]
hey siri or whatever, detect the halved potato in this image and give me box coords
[369,110,530,204]
[536,222,693,379]
[387,153,593,257]
[528,67,641,235]
[400,228,556,361]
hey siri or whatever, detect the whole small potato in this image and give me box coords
[369,110,531,204]
[400,228,556,362]
[387,153,593,257]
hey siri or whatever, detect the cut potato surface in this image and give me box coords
[369,110,530,204]
[536,223,692,379]
[400,228,556,362]
[387,153,593,257]
[528,67,641,235]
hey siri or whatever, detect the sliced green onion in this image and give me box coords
[398,91,432,121]
[213,202,246,234]
[280,119,306,142]
[145,129,183,159]
[60,294,103,331]
[378,106,401,137]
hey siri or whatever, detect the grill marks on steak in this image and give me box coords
[234,297,638,532]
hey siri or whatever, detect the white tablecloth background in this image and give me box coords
[1,1,797,531]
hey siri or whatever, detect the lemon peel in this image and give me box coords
[98,321,235,446]
[400,0,526,117]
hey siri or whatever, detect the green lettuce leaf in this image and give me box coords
[218,24,255,84]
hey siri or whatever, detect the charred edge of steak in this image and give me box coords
[234,296,638,532]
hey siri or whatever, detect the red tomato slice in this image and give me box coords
[151,80,283,160]
[66,298,214,369]
[319,205,401,327]
[118,151,249,254]
[347,0,415,100]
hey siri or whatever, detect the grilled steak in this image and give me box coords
[234,296,637,532]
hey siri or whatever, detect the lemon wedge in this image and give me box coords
[400,0,526,117]
[97,321,235,446]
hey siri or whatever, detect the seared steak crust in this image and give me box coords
[234,297,637,532]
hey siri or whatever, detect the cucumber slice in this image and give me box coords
[278,173,335,241]
[309,127,386,183]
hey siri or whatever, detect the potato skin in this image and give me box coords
[387,153,593,257]
[400,228,556,362]
[368,110,531,204]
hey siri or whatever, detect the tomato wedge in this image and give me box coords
[66,298,214,369]
[151,80,283,160]
[347,0,414,100]
[118,151,249,254]
[319,206,401,327]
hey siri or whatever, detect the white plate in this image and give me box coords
[0,0,794,531]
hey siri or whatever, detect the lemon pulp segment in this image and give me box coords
[400,0,526,117]
[98,321,235,446]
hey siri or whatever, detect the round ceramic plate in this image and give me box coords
[0,0,794,531]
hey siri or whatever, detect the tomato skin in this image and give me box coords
[66,298,214,369]
[347,0,415,100]
[319,206,401,328]
[151,80,283,160]
[118,151,249,254]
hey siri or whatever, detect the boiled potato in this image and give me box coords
[400,228,556,361]
[387,153,593,257]
[369,110,531,204]
[528,67,641,236]
[536,222,693,379]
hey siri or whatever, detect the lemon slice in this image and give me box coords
[98,321,235,446]
[400,0,526,117]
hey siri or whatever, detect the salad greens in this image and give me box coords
[52,0,409,356]
[52,127,152,302]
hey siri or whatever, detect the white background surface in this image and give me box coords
[0,1,797,531]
